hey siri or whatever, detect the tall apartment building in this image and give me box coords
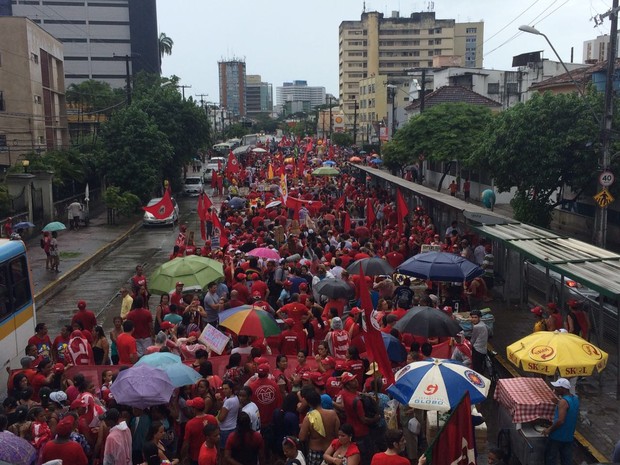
[339,11,483,128]
[0,17,68,166]
[0,0,159,89]
[219,59,246,117]
[583,34,620,63]
[276,80,326,113]
[246,75,273,116]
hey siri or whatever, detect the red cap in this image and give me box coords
[257,363,270,375]
[189,331,201,339]
[301,372,312,381]
[321,356,336,368]
[70,397,86,410]
[547,302,557,310]
[283,280,292,287]
[310,372,325,386]
[53,363,65,374]
[186,397,205,410]
[252,291,261,298]
[531,306,543,317]
[77,300,86,309]
[176,281,184,287]
[55,416,74,436]
[236,273,247,280]
[284,318,295,327]
[299,282,308,290]
[160,321,175,330]
[335,360,348,371]
[254,356,268,365]
[349,307,362,315]
[340,372,356,384]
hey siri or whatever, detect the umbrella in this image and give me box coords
[135,352,182,368]
[85,183,90,202]
[506,331,609,377]
[322,160,337,166]
[13,221,35,229]
[349,156,362,163]
[393,306,463,338]
[228,197,246,209]
[285,164,294,170]
[149,255,224,295]
[312,167,340,176]
[247,247,281,261]
[110,364,175,408]
[359,150,367,155]
[314,278,355,300]
[252,147,268,153]
[218,305,281,337]
[370,158,383,164]
[238,242,257,253]
[266,200,282,209]
[159,362,202,387]
[382,332,408,363]
[397,251,484,282]
[388,359,490,411]
[0,431,37,465]
[42,221,66,232]
[347,257,395,276]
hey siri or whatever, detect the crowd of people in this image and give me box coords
[1,140,507,465]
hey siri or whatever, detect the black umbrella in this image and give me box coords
[393,306,462,338]
[238,242,257,253]
[347,257,395,276]
[314,278,355,300]
[397,251,483,282]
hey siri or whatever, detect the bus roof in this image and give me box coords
[0,239,27,261]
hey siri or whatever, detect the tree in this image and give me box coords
[473,92,600,227]
[159,32,174,61]
[99,106,173,201]
[382,103,493,191]
[332,132,353,147]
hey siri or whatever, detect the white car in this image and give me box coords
[203,163,220,182]
[143,197,179,226]
[183,176,204,196]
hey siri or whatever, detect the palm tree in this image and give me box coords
[159,32,173,61]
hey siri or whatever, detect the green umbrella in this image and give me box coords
[149,255,224,295]
[311,167,340,176]
[42,221,66,232]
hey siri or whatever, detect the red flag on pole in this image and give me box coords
[343,211,351,232]
[142,188,174,220]
[427,392,475,465]
[305,138,313,154]
[334,195,346,211]
[366,198,375,226]
[211,211,228,248]
[358,267,394,386]
[225,150,240,178]
[197,193,213,241]
[397,189,409,234]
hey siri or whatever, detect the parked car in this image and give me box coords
[183,176,204,196]
[203,162,220,182]
[143,196,179,226]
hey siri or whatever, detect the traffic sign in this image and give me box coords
[599,171,615,187]
[594,188,615,207]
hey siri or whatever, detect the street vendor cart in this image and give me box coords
[495,377,557,465]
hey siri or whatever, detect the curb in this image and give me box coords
[34,220,143,306]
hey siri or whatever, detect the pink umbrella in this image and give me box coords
[247,247,281,261]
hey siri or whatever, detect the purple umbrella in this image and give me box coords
[0,431,36,465]
[110,364,175,409]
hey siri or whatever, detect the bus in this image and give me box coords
[0,239,36,393]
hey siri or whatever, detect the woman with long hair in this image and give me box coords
[370,429,409,465]
[92,326,110,365]
[154,294,171,333]
[193,379,215,415]
[308,307,329,356]
[223,353,246,389]
[145,420,179,465]
[323,424,360,465]
[109,316,123,365]
[272,354,291,396]
[223,411,265,465]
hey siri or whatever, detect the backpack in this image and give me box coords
[354,393,379,427]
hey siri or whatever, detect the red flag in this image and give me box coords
[428,392,475,465]
[197,193,213,241]
[359,267,394,386]
[366,198,375,225]
[225,150,240,178]
[343,211,351,232]
[334,195,345,211]
[142,188,174,220]
[328,145,335,160]
[397,189,409,234]
[211,211,228,248]
[305,138,313,154]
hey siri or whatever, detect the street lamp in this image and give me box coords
[519,23,616,248]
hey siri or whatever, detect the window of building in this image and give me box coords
[31,53,39,64]
[412,29,420,35]
[0,135,6,147]
[34,95,42,104]
[435,28,442,34]
[434,49,442,55]
[428,50,434,56]
[427,61,433,66]
[487,83,500,94]
[349,30,363,35]
[435,39,442,45]
[413,61,420,67]
[506,82,518,94]
[466,27,477,33]
[37,136,44,145]
[428,40,434,46]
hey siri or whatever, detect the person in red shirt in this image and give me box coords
[232,273,251,303]
[116,320,138,365]
[279,319,300,356]
[40,416,88,465]
[28,323,52,359]
[126,295,154,357]
[71,300,97,332]
[31,358,53,402]
[131,264,149,304]
[248,363,283,430]
[277,299,309,349]
[391,299,409,321]
[181,397,218,464]
[169,281,187,311]
[65,330,95,366]
[51,325,72,364]
[198,423,220,465]
[370,429,410,465]
[249,273,269,300]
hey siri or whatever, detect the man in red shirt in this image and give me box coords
[277,298,309,349]
[199,423,220,465]
[131,264,149,303]
[249,273,269,300]
[232,273,251,303]
[126,296,154,356]
[52,325,72,364]
[28,323,52,359]
[116,320,138,365]
[248,363,282,431]
[391,299,409,321]
[169,281,187,311]
[278,319,300,356]
[226,289,246,309]
[71,300,97,332]
[181,397,218,465]
[40,416,88,465]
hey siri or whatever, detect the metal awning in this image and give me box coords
[473,223,620,300]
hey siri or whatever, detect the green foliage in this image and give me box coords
[224,123,249,140]
[0,184,12,217]
[474,92,600,227]
[99,106,173,201]
[332,132,353,147]
[65,80,124,115]
[159,32,173,59]
[252,114,280,134]
[102,186,141,216]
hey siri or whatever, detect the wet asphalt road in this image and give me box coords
[37,196,208,335]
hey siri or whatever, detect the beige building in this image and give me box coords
[0,17,68,167]
[339,11,483,130]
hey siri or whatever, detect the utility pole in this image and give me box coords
[353,100,358,146]
[594,0,618,249]
[177,85,192,100]
[328,96,333,142]
[420,69,427,113]
[196,94,209,116]
[121,55,132,105]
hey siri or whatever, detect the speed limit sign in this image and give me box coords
[599,171,615,187]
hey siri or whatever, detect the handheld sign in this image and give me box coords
[198,324,230,355]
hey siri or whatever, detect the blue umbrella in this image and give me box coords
[370,158,383,164]
[135,352,182,368]
[322,160,336,166]
[382,332,408,362]
[387,358,490,411]
[228,197,246,209]
[160,362,202,387]
[397,251,484,282]
[13,221,35,229]
[42,221,66,232]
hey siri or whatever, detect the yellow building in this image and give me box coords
[0,17,68,167]
[339,11,483,130]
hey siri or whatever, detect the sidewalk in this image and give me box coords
[28,208,142,305]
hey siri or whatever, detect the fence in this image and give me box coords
[53,187,101,222]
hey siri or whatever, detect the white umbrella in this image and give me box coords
[252,147,268,153]
[84,183,90,202]
[266,200,282,209]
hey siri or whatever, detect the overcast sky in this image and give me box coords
[157,0,611,103]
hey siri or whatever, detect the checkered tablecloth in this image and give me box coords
[494,377,557,423]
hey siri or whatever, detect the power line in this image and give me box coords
[477,0,542,51]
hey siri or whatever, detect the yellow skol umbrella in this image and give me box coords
[506,331,608,377]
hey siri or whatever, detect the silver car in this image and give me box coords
[143,197,179,226]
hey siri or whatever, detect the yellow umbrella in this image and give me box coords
[506,331,608,377]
